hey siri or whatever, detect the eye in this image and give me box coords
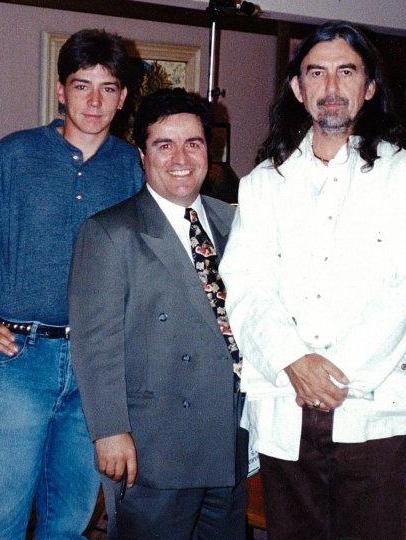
[309,69,323,78]
[340,69,354,76]
[74,84,87,90]
[104,86,118,93]
[307,68,324,79]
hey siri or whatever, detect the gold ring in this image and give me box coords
[313,399,321,408]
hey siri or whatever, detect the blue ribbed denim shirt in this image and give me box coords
[0,119,144,325]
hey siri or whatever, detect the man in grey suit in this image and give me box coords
[69,88,247,539]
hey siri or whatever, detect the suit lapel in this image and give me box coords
[136,189,226,334]
[202,196,230,259]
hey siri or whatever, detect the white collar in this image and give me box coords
[147,184,204,218]
[301,128,361,166]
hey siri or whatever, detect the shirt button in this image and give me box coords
[158,313,168,322]
[316,294,321,299]
[314,335,319,340]
[333,177,338,182]
[401,363,406,371]
[73,155,80,161]
[77,171,83,177]
[75,193,83,201]
[182,354,192,363]
[328,216,333,220]
[182,399,191,408]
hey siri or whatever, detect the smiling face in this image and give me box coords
[290,38,376,135]
[141,112,208,207]
[56,63,127,144]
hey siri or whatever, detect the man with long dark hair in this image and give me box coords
[0,29,143,538]
[221,20,406,540]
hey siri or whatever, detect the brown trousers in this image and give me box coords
[260,407,406,540]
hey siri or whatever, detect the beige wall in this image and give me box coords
[0,3,277,177]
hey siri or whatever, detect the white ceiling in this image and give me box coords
[143,0,406,34]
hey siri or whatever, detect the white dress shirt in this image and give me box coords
[147,185,215,260]
[220,129,406,460]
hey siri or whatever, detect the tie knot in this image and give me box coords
[184,207,199,223]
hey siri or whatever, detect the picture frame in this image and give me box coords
[209,122,230,164]
[40,31,201,125]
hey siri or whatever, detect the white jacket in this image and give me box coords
[220,131,406,460]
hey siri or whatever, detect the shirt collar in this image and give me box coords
[301,128,361,166]
[146,184,203,219]
[46,118,113,158]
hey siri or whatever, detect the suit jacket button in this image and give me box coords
[158,313,168,322]
[182,354,192,362]
[182,399,191,408]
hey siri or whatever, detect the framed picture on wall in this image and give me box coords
[40,32,201,132]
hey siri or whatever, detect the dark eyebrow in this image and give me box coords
[306,62,358,73]
[338,63,357,70]
[151,138,172,146]
[186,137,206,144]
[69,78,90,85]
[69,78,120,87]
[306,64,326,73]
[151,136,206,146]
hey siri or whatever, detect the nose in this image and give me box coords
[88,89,102,108]
[325,73,339,95]
[172,145,188,164]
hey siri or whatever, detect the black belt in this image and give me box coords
[0,318,70,339]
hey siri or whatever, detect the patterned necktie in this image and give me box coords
[184,207,242,379]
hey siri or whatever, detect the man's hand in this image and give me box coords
[285,353,349,411]
[95,433,137,487]
[0,325,18,356]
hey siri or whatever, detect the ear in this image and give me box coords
[290,76,304,103]
[56,81,66,105]
[118,86,128,110]
[365,79,376,101]
[139,148,145,167]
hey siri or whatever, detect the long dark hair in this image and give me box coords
[258,21,405,171]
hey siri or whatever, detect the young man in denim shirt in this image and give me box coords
[0,29,143,539]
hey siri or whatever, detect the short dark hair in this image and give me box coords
[133,88,212,152]
[58,29,129,87]
[259,20,405,171]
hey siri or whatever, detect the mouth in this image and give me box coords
[318,97,348,108]
[168,169,192,177]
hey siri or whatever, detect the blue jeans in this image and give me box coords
[0,324,100,539]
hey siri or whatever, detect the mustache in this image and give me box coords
[317,95,349,106]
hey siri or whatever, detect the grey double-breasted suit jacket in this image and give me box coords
[69,187,244,489]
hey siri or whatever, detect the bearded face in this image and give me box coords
[290,38,376,135]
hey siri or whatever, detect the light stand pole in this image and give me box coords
[206,1,259,103]
[207,3,225,103]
